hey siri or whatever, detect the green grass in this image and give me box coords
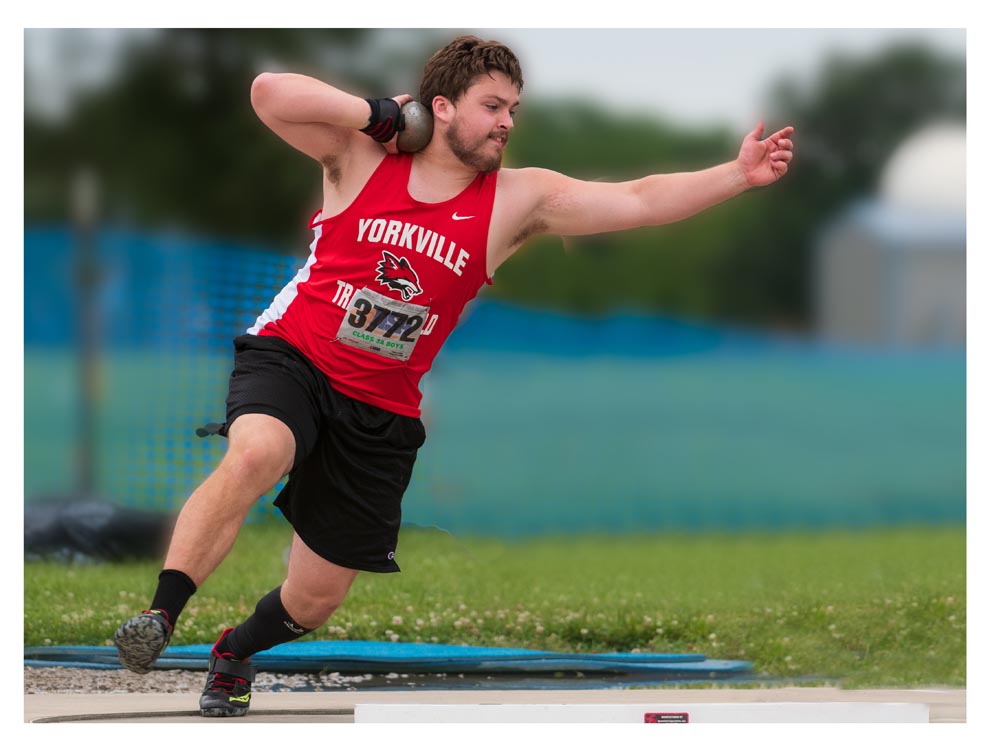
[24,524,965,688]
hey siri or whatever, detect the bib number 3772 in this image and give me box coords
[336,287,429,361]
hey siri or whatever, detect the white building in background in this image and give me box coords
[814,122,966,347]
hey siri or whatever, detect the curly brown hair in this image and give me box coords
[419,35,524,111]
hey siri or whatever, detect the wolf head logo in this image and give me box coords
[376,251,423,301]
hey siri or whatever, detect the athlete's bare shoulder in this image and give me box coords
[496,165,557,192]
[494,166,572,218]
[487,166,564,275]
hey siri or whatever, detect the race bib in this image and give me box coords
[336,287,428,361]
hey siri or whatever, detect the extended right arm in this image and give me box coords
[250,72,377,163]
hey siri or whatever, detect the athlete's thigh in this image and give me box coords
[222,334,325,471]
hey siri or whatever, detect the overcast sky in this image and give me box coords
[474,28,966,131]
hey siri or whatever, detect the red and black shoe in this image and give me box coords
[199,628,257,718]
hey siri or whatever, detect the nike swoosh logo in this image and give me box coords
[452,213,475,221]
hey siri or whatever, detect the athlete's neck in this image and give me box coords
[408,147,480,204]
[414,142,482,181]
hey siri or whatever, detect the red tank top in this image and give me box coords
[248,153,496,417]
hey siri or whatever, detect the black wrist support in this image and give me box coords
[361,98,404,142]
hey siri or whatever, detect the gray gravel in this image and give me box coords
[24,666,377,694]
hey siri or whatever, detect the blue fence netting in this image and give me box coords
[24,226,966,535]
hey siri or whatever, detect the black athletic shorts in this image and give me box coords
[218,334,426,573]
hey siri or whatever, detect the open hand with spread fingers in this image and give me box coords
[737,122,795,187]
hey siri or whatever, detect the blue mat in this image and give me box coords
[24,640,751,677]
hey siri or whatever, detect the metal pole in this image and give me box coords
[72,167,99,495]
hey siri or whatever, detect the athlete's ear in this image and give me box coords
[432,96,455,125]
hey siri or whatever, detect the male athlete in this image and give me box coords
[113,35,794,717]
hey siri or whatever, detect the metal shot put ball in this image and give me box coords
[397,101,434,152]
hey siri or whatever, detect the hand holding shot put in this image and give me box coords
[396,100,434,152]
[113,35,794,718]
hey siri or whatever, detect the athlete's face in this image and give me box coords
[444,71,519,173]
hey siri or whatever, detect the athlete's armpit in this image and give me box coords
[322,155,343,186]
[509,218,549,249]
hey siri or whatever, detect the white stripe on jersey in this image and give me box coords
[247,221,324,335]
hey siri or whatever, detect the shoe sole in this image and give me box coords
[200,704,250,718]
[113,616,168,674]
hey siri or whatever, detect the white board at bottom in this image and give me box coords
[354,702,929,723]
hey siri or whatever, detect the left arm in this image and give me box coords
[525,122,795,239]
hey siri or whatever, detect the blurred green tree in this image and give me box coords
[752,43,966,325]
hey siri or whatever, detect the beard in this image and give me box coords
[445,118,506,173]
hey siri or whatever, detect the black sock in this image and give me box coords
[149,569,197,628]
[218,586,313,660]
